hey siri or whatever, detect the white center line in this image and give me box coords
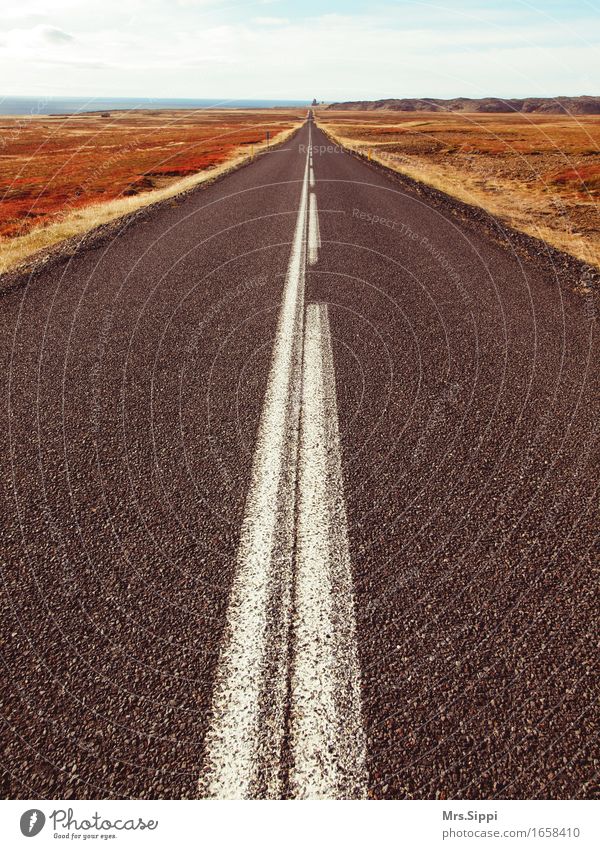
[199,124,366,800]
[308,191,321,266]
[290,303,367,799]
[199,137,310,801]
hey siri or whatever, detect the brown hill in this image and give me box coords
[326,96,600,114]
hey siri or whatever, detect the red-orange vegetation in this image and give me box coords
[0,109,303,239]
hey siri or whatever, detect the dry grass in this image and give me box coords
[316,110,600,268]
[0,109,303,275]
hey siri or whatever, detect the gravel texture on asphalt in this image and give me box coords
[1,121,598,799]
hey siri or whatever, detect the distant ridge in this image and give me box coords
[326,96,600,114]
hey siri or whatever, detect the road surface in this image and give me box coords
[1,117,598,800]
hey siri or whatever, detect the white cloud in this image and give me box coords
[1,23,75,50]
[37,56,107,68]
[254,17,288,26]
[41,25,74,43]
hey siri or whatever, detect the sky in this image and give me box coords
[0,0,599,100]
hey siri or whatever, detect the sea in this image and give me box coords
[0,96,310,115]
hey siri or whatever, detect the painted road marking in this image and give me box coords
[200,124,365,799]
[309,165,315,188]
[308,191,321,266]
[199,139,310,800]
[290,303,367,799]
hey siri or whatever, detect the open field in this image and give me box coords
[0,108,304,274]
[316,110,600,268]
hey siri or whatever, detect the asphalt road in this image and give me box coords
[1,117,598,800]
